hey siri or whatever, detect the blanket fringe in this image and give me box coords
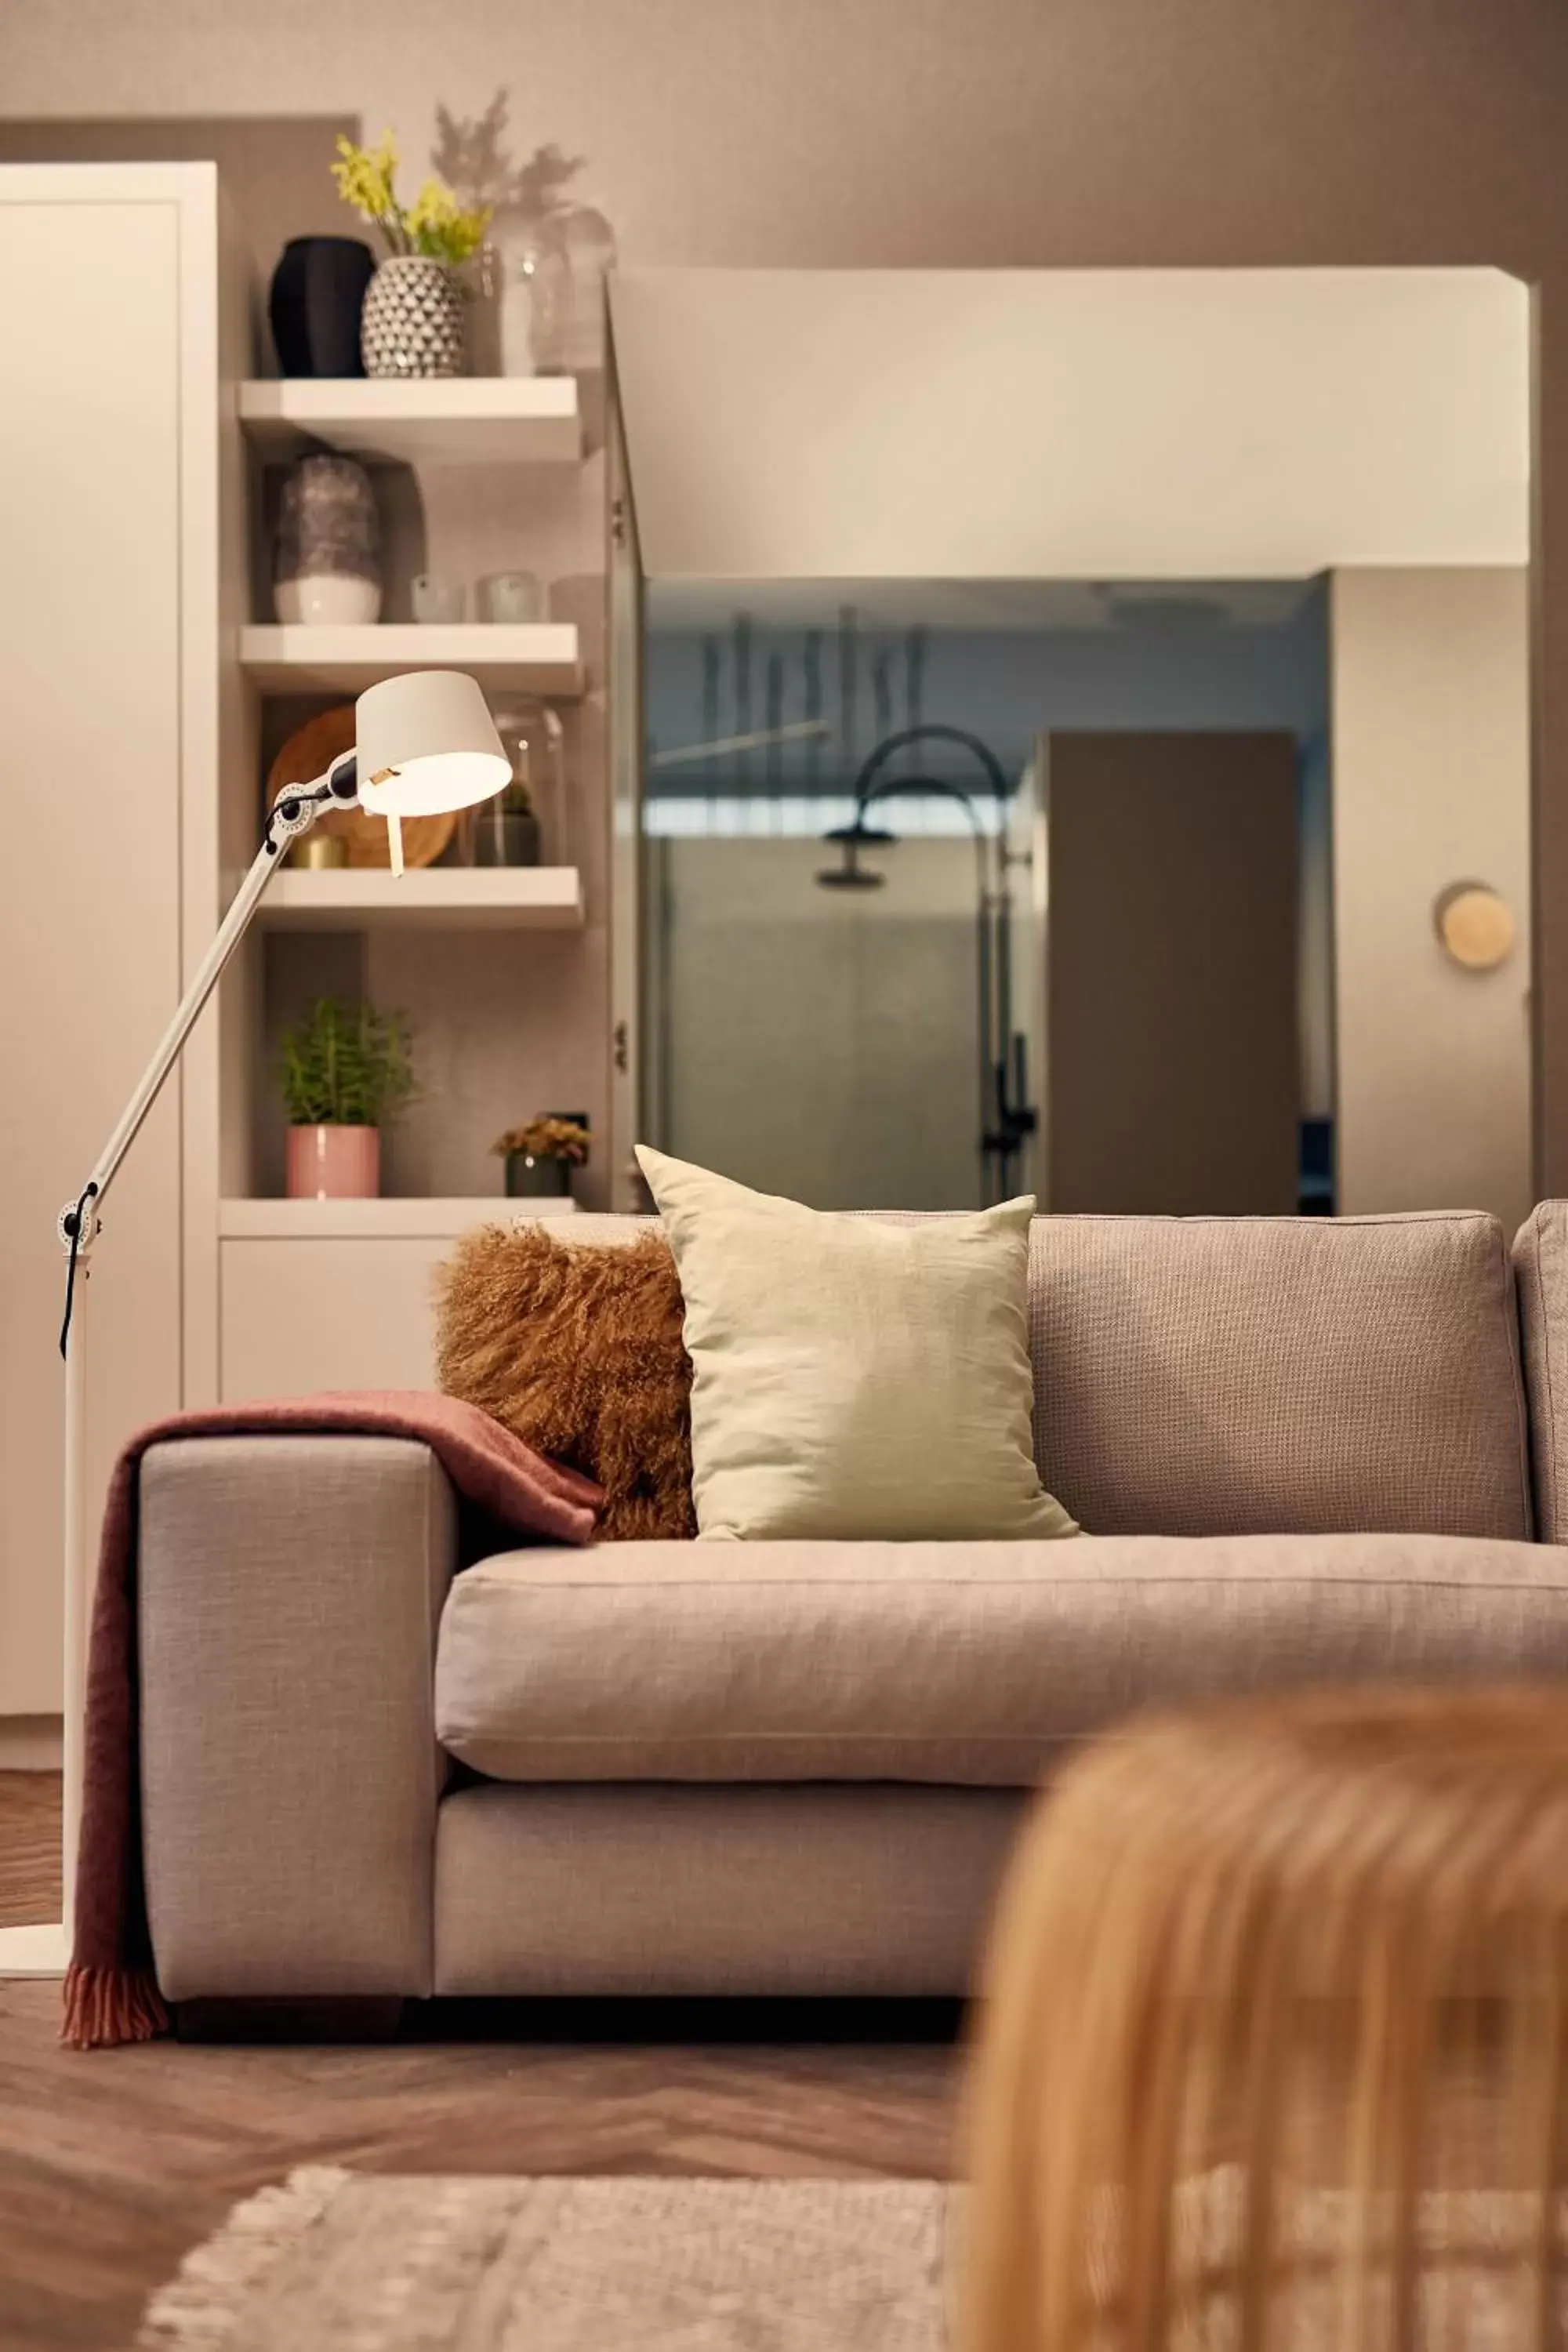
[61,1960,169,2049]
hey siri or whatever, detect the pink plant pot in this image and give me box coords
[286,1124,380,1200]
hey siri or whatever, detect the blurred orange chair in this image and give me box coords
[962,1686,1568,2352]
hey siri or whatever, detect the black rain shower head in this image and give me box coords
[816,816,895,891]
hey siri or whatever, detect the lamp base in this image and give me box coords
[0,1918,68,1978]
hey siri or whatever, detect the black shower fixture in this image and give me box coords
[816,818,895,889]
[815,724,1036,1202]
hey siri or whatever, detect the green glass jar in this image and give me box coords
[504,1151,571,1198]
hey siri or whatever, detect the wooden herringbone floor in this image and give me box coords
[0,1773,963,2352]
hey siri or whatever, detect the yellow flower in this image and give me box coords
[330,132,488,267]
[406,177,492,267]
[330,131,401,235]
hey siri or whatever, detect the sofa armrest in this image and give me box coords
[137,1434,457,2001]
[1515,1205,1568,1542]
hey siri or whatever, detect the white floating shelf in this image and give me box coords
[221,1196,579,1239]
[240,623,583,696]
[238,376,582,466]
[255,866,584,931]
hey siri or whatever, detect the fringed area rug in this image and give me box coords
[136,2169,952,2352]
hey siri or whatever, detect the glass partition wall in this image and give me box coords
[610,267,1532,1225]
[641,583,1332,1214]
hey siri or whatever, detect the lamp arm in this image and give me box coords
[58,764,350,1272]
[46,764,350,1950]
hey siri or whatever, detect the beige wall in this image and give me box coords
[5,0,1568,1181]
[1332,568,1532,1231]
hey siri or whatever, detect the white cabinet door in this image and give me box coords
[220,1240,458,1397]
[0,187,187,1713]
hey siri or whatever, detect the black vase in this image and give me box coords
[268,238,376,378]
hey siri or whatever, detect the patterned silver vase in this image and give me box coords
[361,255,464,378]
[274,452,382,624]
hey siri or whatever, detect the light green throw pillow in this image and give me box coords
[635,1145,1079,1544]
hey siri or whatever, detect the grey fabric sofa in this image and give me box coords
[136,1203,1568,2008]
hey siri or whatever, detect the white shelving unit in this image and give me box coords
[219,1194,583,1397]
[255,866,584,931]
[220,361,604,1410]
[241,622,583,697]
[220,1197,579,1237]
[238,376,582,466]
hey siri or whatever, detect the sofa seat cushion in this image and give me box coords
[434,1535,1568,1785]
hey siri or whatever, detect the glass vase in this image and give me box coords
[526,204,617,375]
[462,701,568,866]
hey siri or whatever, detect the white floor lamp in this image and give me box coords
[0,670,509,1978]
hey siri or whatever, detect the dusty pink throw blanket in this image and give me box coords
[65,1391,601,2049]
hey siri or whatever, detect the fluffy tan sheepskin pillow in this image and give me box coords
[434,1224,695,1542]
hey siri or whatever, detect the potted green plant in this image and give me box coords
[331,129,492,378]
[279,996,416,1200]
[492,1115,591,1200]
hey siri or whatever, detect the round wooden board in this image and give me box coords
[266,705,457,869]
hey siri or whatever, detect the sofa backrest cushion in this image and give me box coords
[560,1209,1530,1540]
[1028,1212,1530,1538]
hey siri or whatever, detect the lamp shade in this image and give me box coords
[354,671,510,818]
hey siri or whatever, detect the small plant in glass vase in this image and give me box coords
[332,130,492,377]
[279,996,416,1200]
[492,1116,591,1200]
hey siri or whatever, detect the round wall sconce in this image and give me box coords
[1433,881,1516,972]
